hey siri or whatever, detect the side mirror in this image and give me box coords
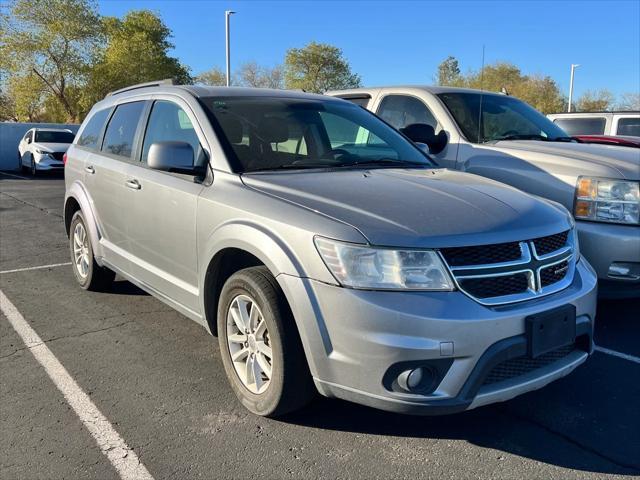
[147,141,204,176]
[401,123,448,155]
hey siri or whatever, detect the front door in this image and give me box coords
[125,99,206,314]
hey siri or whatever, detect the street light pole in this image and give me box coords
[568,64,580,112]
[225,10,235,87]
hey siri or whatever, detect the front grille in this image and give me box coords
[50,152,64,161]
[442,230,575,305]
[540,260,570,287]
[458,273,529,298]
[482,344,575,386]
[533,231,569,257]
[440,242,522,267]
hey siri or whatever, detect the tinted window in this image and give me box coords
[554,118,606,135]
[24,131,33,142]
[35,130,75,143]
[202,96,431,173]
[438,92,569,143]
[78,109,110,149]
[341,96,370,108]
[616,117,640,137]
[377,95,438,131]
[102,102,145,158]
[142,101,204,165]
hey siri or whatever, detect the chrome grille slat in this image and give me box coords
[440,230,575,305]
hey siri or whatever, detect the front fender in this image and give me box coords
[64,181,105,263]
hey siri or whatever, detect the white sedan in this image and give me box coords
[18,128,76,176]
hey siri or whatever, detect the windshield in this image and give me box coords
[35,130,75,143]
[201,96,432,172]
[437,92,570,143]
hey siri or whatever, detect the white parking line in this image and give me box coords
[0,262,72,275]
[0,171,29,180]
[0,290,154,480]
[594,345,640,365]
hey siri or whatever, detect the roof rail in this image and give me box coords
[106,79,177,97]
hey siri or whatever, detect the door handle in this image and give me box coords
[85,165,95,174]
[125,179,141,190]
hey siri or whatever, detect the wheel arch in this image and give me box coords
[64,182,103,260]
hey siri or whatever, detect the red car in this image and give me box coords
[573,135,640,148]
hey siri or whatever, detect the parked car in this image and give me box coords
[327,86,640,298]
[546,111,640,137]
[64,81,597,417]
[18,128,75,175]
[572,134,640,148]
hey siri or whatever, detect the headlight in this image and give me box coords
[314,237,455,290]
[35,149,51,155]
[574,177,639,225]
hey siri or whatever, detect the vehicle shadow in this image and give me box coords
[280,356,640,475]
[109,279,149,296]
[0,170,65,180]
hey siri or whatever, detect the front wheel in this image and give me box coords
[69,211,115,291]
[217,266,314,417]
[30,157,37,177]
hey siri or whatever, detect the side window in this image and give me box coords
[340,96,371,108]
[142,101,204,165]
[24,131,33,142]
[377,95,438,131]
[554,118,606,136]
[616,117,640,137]
[78,108,110,149]
[102,102,145,159]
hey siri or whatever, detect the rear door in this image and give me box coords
[84,100,147,273]
[124,97,207,314]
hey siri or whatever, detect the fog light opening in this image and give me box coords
[397,367,436,393]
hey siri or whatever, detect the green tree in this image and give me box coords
[84,10,191,109]
[435,58,565,114]
[284,42,361,93]
[575,89,614,112]
[195,67,227,86]
[437,56,462,86]
[0,0,101,122]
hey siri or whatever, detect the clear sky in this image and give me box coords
[98,0,640,100]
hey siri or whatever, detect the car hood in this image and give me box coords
[483,140,640,180]
[242,168,571,248]
[32,142,71,153]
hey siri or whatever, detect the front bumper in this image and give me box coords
[35,155,64,171]
[278,257,597,415]
[576,220,640,298]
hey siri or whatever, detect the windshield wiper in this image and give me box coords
[487,134,576,143]
[333,158,428,168]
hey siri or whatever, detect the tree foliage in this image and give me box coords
[284,42,361,93]
[0,0,101,121]
[237,62,284,89]
[617,92,640,111]
[575,89,614,112]
[437,56,462,86]
[195,67,227,86]
[435,57,565,114]
[84,10,191,108]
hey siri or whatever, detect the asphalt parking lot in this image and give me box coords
[1,171,639,479]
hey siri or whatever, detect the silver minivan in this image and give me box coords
[64,81,597,417]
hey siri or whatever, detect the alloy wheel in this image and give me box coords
[226,294,273,394]
[73,222,90,279]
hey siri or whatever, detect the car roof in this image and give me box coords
[327,85,507,97]
[547,111,640,117]
[33,128,74,132]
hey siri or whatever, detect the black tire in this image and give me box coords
[30,157,37,177]
[217,266,315,417]
[69,211,115,291]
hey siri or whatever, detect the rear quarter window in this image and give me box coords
[77,109,111,149]
[616,117,640,137]
[553,117,606,135]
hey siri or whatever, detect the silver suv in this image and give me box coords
[64,81,597,417]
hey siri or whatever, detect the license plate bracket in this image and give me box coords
[526,305,576,358]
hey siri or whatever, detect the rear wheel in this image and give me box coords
[217,266,314,417]
[69,211,115,291]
